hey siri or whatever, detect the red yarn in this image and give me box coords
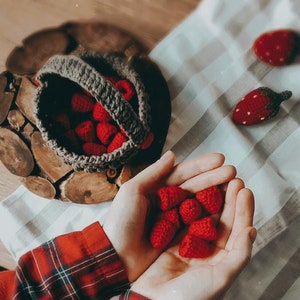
[62,129,80,148]
[196,185,223,215]
[92,102,111,123]
[71,93,95,112]
[82,143,107,156]
[52,113,71,131]
[179,234,211,258]
[179,198,202,225]
[140,132,154,150]
[107,132,128,153]
[158,208,180,229]
[96,122,118,145]
[157,186,188,211]
[75,120,95,142]
[115,79,135,101]
[188,217,217,241]
[150,219,177,249]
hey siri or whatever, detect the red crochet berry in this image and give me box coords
[51,113,71,131]
[158,208,180,229]
[196,185,223,215]
[62,129,80,148]
[92,102,111,123]
[115,79,135,101]
[140,132,154,150]
[179,234,211,258]
[188,217,217,241]
[107,132,128,153]
[157,186,188,211]
[75,120,95,142]
[71,93,95,112]
[150,219,178,249]
[179,198,202,225]
[96,122,118,145]
[253,29,299,66]
[232,87,292,125]
[82,143,106,156]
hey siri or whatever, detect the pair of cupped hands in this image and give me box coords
[104,151,256,300]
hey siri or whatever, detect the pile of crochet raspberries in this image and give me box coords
[150,185,223,258]
[49,77,153,156]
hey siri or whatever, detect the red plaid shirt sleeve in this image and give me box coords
[0,222,136,299]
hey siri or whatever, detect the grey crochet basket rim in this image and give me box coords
[34,53,152,172]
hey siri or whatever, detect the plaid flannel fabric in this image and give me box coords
[10,222,130,299]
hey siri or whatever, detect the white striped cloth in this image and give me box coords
[0,0,300,298]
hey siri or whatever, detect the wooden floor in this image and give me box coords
[0,0,199,269]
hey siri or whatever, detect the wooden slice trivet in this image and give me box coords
[0,22,145,203]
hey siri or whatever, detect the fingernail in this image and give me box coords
[249,227,257,243]
[159,150,173,161]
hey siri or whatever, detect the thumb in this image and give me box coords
[130,150,176,192]
[217,226,256,284]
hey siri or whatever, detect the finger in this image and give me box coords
[225,188,255,251]
[128,150,176,192]
[215,226,256,289]
[216,178,245,249]
[179,165,236,193]
[165,153,225,186]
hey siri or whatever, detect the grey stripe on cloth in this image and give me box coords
[169,61,272,161]
[2,197,67,247]
[224,216,300,300]
[237,100,300,181]
[253,187,300,253]
[258,247,300,300]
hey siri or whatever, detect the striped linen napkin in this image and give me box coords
[0,1,299,298]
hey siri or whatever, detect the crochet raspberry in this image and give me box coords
[196,185,223,215]
[188,217,217,241]
[179,234,211,258]
[115,79,135,101]
[107,132,128,153]
[150,219,178,250]
[140,132,154,150]
[51,113,71,131]
[158,208,180,229]
[96,122,118,145]
[179,198,202,225]
[75,120,95,142]
[232,87,292,125]
[62,129,80,148]
[92,102,111,123]
[71,93,95,112]
[253,29,299,66]
[157,186,188,211]
[82,143,106,156]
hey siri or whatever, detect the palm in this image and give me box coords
[131,180,255,300]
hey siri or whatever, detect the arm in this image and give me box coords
[0,222,130,300]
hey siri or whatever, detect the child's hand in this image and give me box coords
[103,151,237,282]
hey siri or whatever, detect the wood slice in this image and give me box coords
[63,21,145,56]
[6,28,75,75]
[31,131,72,183]
[23,176,56,199]
[0,74,6,93]
[22,123,35,141]
[0,127,34,176]
[0,22,150,202]
[0,92,14,125]
[15,77,37,125]
[60,171,118,204]
[115,164,133,187]
[7,109,26,131]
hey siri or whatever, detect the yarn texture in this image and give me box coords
[34,53,170,172]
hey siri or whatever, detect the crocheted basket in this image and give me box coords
[34,53,170,172]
